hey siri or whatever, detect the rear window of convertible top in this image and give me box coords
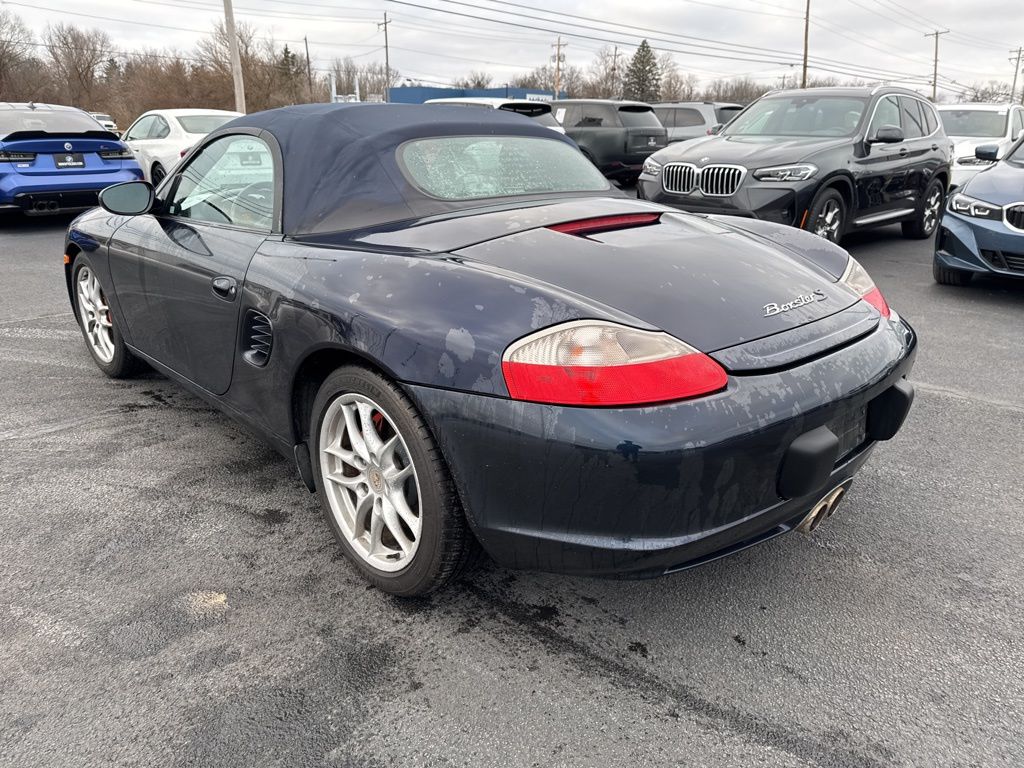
[398,135,609,201]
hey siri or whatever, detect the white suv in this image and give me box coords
[938,103,1024,188]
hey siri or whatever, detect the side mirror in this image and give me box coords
[1015,129,1023,141]
[868,125,904,144]
[99,181,154,216]
[975,144,999,162]
[707,123,723,136]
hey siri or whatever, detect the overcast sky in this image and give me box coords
[5,0,1020,98]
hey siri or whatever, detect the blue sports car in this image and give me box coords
[935,138,1024,285]
[1,102,142,217]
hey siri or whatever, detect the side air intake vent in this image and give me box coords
[242,309,273,367]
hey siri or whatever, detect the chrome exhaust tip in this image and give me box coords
[796,480,852,535]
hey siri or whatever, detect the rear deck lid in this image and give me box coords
[455,211,861,353]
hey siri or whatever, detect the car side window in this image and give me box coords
[1014,109,1024,137]
[868,95,900,137]
[126,115,154,141]
[921,102,938,135]
[576,104,617,127]
[899,97,925,139]
[654,108,674,128]
[150,116,171,140]
[675,108,705,127]
[167,135,275,231]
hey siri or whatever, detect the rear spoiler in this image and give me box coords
[0,130,120,142]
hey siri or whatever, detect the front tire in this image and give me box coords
[933,261,972,286]
[806,187,846,243]
[72,256,144,378]
[903,178,945,239]
[310,366,478,596]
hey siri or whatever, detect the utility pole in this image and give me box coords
[610,45,622,98]
[925,29,949,101]
[303,36,313,101]
[801,0,810,88]
[1010,47,1023,103]
[222,0,246,113]
[551,36,566,98]
[378,13,391,102]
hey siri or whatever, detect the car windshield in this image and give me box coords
[939,109,1008,138]
[92,114,113,122]
[177,114,236,135]
[618,107,661,128]
[0,109,103,137]
[399,135,609,200]
[723,96,867,137]
[1004,140,1024,163]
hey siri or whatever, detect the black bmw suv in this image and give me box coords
[638,86,952,243]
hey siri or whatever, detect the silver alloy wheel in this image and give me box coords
[813,199,842,241]
[76,266,116,363]
[923,187,942,234]
[318,393,423,572]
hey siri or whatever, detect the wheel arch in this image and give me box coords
[815,172,856,213]
[289,344,404,447]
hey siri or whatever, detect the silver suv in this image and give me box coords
[653,102,743,143]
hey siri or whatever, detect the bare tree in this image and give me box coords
[0,9,35,97]
[967,80,1011,102]
[331,58,399,102]
[658,54,700,102]
[582,47,624,99]
[454,70,493,89]
[511,63,584,97]
[44,23,112,106]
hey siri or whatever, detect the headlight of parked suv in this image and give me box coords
[642,158,662,178]
[949,192,1001,220]
[752,164,817,182]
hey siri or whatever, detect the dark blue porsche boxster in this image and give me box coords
[64,104,916,595]
[934,138,1024,285]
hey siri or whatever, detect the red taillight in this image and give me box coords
[547,213,660,237]
[841,257,890,319]
[180,146,192,158]
[503,355,727,406]
[501,320,727,407]
[861,286,890,318]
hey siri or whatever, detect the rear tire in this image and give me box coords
[806,187,846,244]
[903,178,945,239]
[151,163,166,185]
[933,261,972,286]
[72,255,145,378]
[310,366,479,596]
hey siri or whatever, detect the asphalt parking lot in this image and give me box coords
[1,213,1022,768]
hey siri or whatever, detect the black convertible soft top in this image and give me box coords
[225,103,583,236]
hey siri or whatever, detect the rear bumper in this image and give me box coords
[0,167,143,214]
[406,316,917,578]
[637,174,817,227]
[935,208,1024,278]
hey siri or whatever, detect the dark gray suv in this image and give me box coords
[638,86,952,243]
[551,100,667,183]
